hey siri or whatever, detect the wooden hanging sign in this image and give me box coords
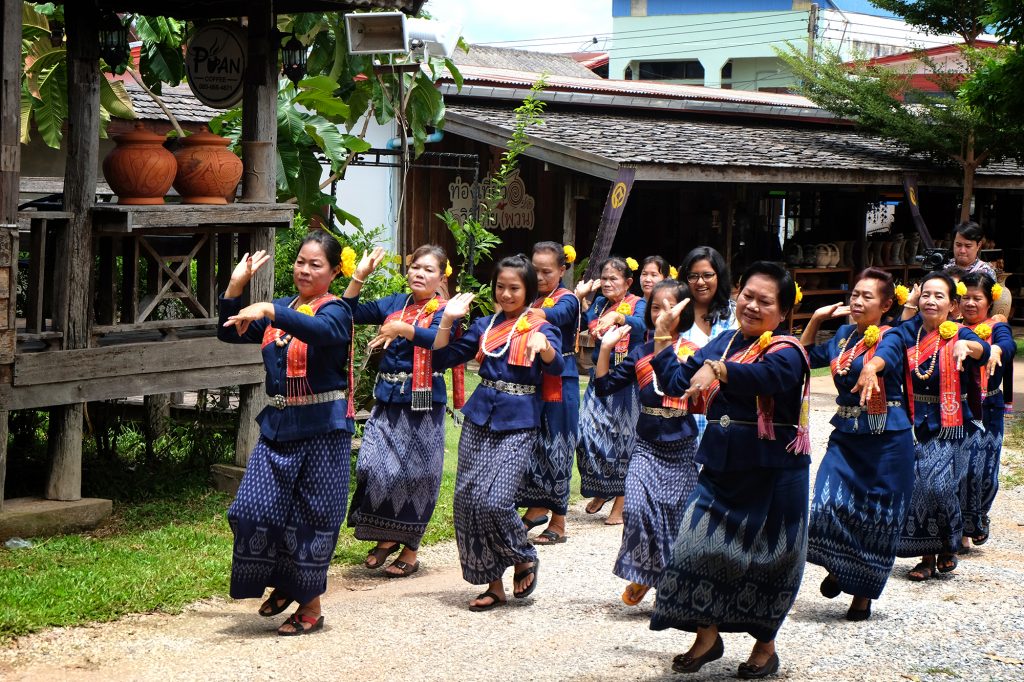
[185,22,247,109]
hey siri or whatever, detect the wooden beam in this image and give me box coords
[562,175,577,288]
[240,1,278,204]
[1,0,21,377]
[46,1,103,502]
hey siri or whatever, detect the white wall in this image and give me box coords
[331,117,399,250]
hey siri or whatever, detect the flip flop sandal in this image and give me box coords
[278,613,324,636]
[531,529,568,545]
[513,557,540,599]
[468,590,506,612]
[364,543,400,569]
[936,554,959,573]
[258,590,294,617]
[621,583,651,606]
[604,517,624,526]
[907,562,935,581]
[522,514,549,530]
[384,559,420,578]
[585,498,610,515]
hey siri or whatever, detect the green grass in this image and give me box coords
[810,366,831,377]
[1001,416,1024,490]
[1,372,588,640]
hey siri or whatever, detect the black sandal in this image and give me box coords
[936,553,958,573]
[277,613,324,636]
[258,590,293,617]
[364,543,400,569]
[384,559,420,578]
[468,590,506,612]
[522,514,549,530]
[908,561,935,581]
[513,558,539,599]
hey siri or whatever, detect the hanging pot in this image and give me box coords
[172,130,244,204]
[102,123,177,205]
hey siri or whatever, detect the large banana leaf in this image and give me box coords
[100,78,136,121]
[33,60,68,148]
[20,82,33,144]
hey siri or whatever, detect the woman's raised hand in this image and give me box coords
[655,297,690,335]
[443,292,475,320]
[356,247,388,280]
[227,250,271,295]
[574,279,598,299]
[812,302,849,321]
[599,324,630,349]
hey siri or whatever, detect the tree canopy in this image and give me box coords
[869,0,989,46]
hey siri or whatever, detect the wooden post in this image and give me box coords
[562,176,577,287]
[235,2,277,462]
[583,167,637,282]
[47,2,101,501]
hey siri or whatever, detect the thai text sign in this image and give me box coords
[448,170,535,230]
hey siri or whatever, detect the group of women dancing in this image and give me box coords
[216,226,1013,679]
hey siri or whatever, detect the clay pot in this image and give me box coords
[102,124,176,205]
[172,130,244,204]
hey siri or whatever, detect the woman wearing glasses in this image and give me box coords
[678,247,737,440]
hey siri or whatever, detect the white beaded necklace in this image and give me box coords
[399,294,436,324]
[480,309,530,358]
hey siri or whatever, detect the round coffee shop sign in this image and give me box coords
[186,22,247,109]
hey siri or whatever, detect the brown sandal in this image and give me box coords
[364,543,400,569]
[277,612,324,636]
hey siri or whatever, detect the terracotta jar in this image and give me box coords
[102,124,176,205]
[172,130,243,204]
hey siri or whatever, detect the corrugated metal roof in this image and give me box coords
[452,45,602,80]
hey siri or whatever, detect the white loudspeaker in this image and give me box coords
[345,12,409,54]
[407,18,461,59]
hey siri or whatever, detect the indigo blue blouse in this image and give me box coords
[890,315,989,435]
[594,341,698,442]
[218,294,354,441]
[536,290,581,379]
[343,292,447,405]
[581,295,647,366]
[982,321,1016,418]
[653,327,810,471]
[432,313,563,431]
[807,323,911,434]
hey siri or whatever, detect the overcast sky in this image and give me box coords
[423,0,613,52]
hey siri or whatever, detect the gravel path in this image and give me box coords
[2,385,1023,682]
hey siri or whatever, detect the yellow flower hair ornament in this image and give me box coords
[758,331,773,350]
[445,260,453,277]
[296,304,314,316]
[341,246,357,277]
[563,245,577,263]
[894,284,909,306]
[516,316,531,333]
[625,257,639,272]
[793,282,803,306]
[939,321,958,340]
[862,325,881,348]
[423,298,439,314]
[542,297,556,308]
[990,282,1004,300]
[616,301,632,315]
[955,280,967,297]
[669,266,679,280]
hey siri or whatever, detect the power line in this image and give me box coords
[608,35,808,63]
[606,28,810,54]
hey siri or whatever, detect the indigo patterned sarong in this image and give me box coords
[897,428,968,557]
[455,421,539,584]
[614,437,699,588]
[516,377,580,515]
[651,466,809,642]
[807,429,915,599]
[578,372,639,498]
[228,430,351,605]
[348,402,446,550]
[962,411,1003,540]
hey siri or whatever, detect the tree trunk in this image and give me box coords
[960,165,976,225]
[144,394,171,460]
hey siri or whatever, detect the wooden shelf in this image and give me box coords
[801,289,848,296]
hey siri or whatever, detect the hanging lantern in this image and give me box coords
[281,34,307,85]
[98,11,129,72]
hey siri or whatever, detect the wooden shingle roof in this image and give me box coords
[96,0,422,19]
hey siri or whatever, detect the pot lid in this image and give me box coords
[114,123,168,144]
[179,130,232,147]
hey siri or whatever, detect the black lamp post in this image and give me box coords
[281,34,307,85]
[98,11,129,72]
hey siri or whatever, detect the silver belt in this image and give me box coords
[377,371,444,383]
[269,389,346,410]
[836,401,902,418]
[641,405,688,418]
[984,388,1002,398]
[708,414,796,429]
[481,378,535,395]
[562,351,575,357]
[914,393,966,404]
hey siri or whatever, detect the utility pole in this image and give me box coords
[807,3,819,61]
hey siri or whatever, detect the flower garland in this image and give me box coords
[542,297,556,308]
[480,310,530,359]
[973,322,992,340]
[862,324,880,348]
[939,320,958,340]
[758,330,773,350]
[616,301,632,315]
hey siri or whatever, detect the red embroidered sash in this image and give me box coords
[589,293,641,360]
[533,287,580,352]
[384,295,451,411]
[905,326,963,438]
[475,315,561,402]
[830,326,891,431]
[966,317,998,394]
[262,294,354,417]
[699,334,812,455]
